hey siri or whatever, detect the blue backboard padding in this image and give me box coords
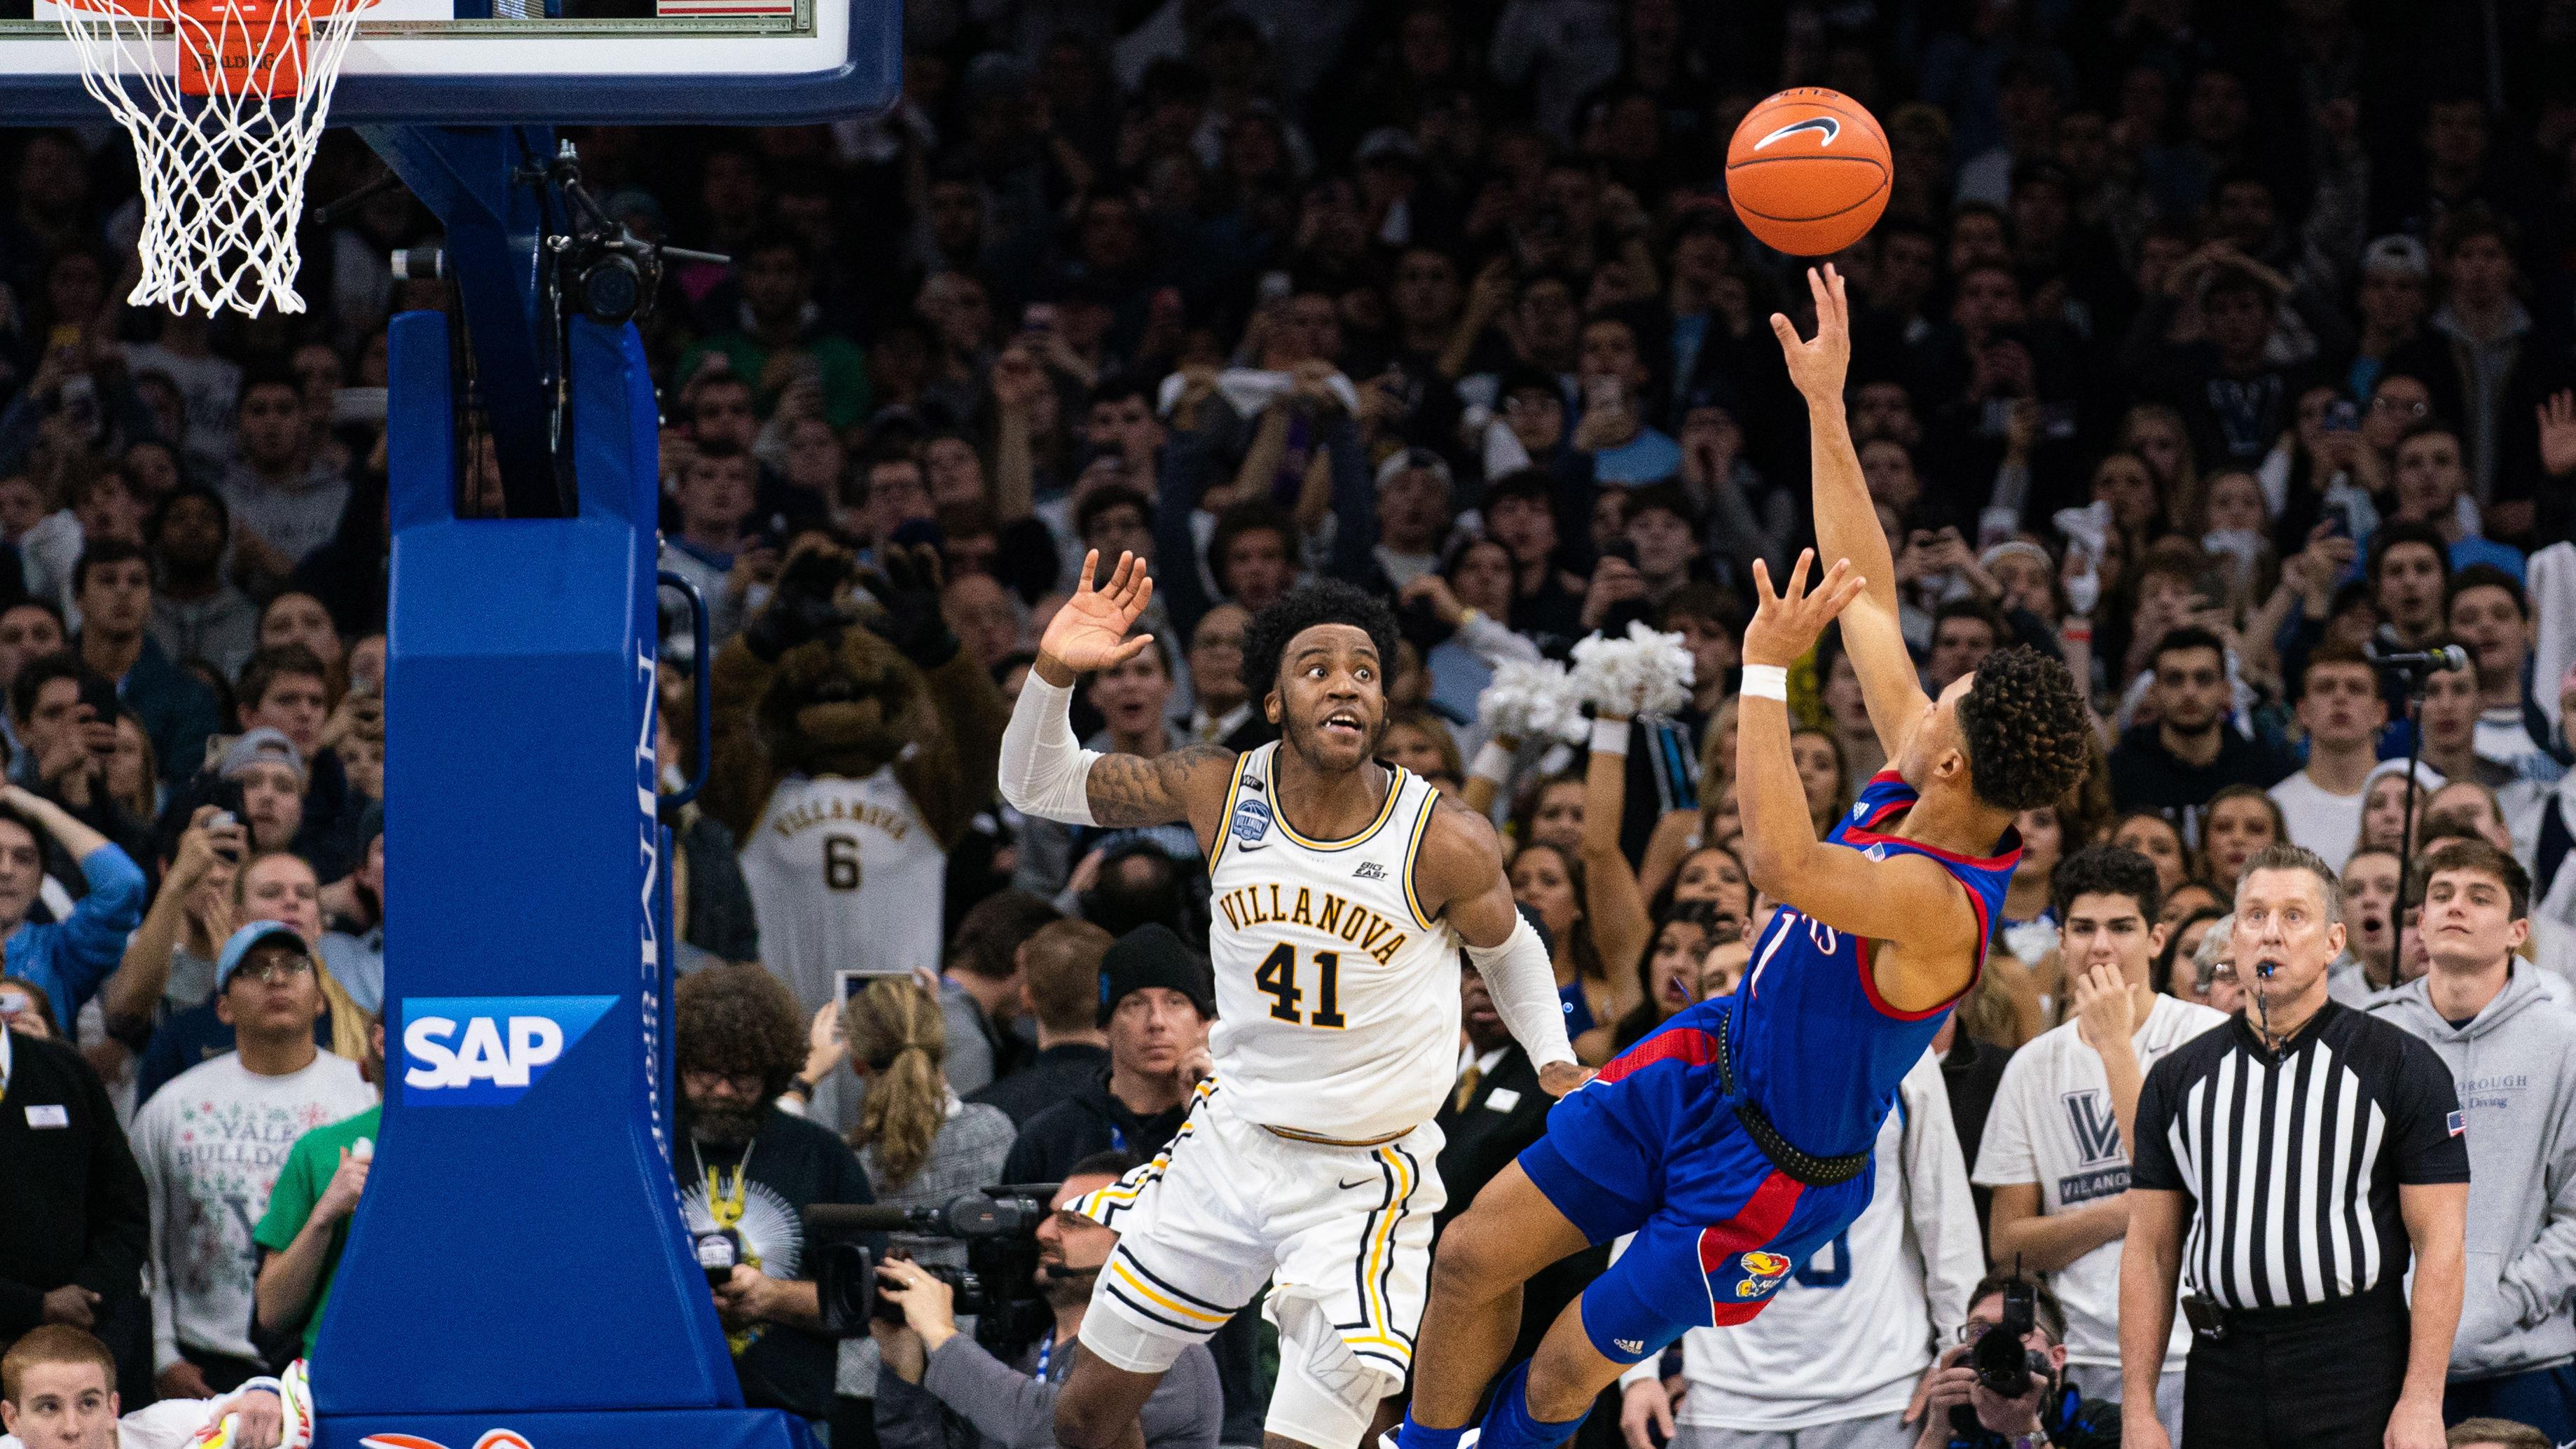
[0,0,900,124]
[312,310,743,1414]
[314,1406,820,1449]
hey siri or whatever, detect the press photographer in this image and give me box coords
[867,1152,1222,1449]
[1913,1276,2117,1449]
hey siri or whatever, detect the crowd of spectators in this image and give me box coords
[10,0,2576,1445]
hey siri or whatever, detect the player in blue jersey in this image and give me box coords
[1391,265,2094,1449]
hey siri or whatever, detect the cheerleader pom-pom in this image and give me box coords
[1475,659,1588,743]
[1568,620,1695,718]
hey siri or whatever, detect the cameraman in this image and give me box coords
[872,1151,1222,1449]
[1914,1277,2118,1449]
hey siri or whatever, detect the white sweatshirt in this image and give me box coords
[132,1050,376,1371]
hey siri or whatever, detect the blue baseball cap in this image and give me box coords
[216,920,311,991]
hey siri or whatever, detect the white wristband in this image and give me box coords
[1469,741,1514,785]
[1740,665,1789,701]
[1589,717,1630,756]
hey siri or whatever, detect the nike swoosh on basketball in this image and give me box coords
[1755,116,1840,149]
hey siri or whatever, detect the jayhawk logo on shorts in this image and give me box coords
[1733,1251,1793,1298]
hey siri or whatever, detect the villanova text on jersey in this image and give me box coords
[1213,882,1413,967]
[762,793,916,843]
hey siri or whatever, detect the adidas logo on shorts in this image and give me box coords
[1614,1338,1644,1354]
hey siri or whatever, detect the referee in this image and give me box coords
[2118,843,2470,1449]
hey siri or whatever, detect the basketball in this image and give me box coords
[1726,89,1892,256]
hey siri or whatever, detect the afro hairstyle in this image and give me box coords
[1955,645,2091,812]
[674,961,809,1101]
[1239,579,1403,702]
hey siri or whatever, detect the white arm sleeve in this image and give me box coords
[1467,912,1576,1069]
[998,669,1100,826]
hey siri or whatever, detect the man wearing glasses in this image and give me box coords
[668,962,879,1432]
[1910,1276,2119,1449]
[130,922,376,1402]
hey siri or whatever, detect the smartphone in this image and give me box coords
[333,387,391,425]
[59,373,99,439]
[1256,270,1294,308]
[836,966,914,1003]
[76,675,118,726]
[1603,539,1641,568]
[2320,497,2353,540]
[1583,374,1625,417]
[1021,303,1056,334]
[2323,399,2359,434]
[209,779,249,858]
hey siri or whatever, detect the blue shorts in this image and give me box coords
[1517,1004,1873,1364]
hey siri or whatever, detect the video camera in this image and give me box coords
[805,1187,1061,1352]
[1950,1275,2050,1439]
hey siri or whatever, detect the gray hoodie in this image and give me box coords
[2369,964,2576,1380]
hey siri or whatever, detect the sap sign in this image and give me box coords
[401,996,617,1106]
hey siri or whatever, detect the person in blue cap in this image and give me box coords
[129,921,375,1402]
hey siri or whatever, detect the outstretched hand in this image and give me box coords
[1769,266,1852,404]
[1538,1061,1594,1097]
[1742,550,1867,670]
[1036,550,1157,682]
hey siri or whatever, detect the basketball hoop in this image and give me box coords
[55,0,364,317]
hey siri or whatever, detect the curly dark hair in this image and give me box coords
[2048,843,2163,926]
[674,962,809,1102]
[1239,579,1403,701]
[1955,645,2091,813]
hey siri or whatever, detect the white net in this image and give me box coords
[55,0,364,317]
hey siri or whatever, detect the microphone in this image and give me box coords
[805,1203,942,1232]
[2364,643,2470,673]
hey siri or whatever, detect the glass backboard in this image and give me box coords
[0,0,899,122]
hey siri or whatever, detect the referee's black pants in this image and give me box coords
[2181,1292,2410,1449]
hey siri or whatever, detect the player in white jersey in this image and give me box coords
[1615,1051,1982,1449]
[1000,556,1580,1449]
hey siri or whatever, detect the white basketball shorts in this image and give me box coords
[1075,1080,1445,1413]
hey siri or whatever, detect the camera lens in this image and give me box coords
[578,254,644,327]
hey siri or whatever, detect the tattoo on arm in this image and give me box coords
[1086,743,1234,827]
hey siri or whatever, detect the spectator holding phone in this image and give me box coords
[96,804,241,1018]
[8,654,151,870]
[1571,316,1679,485]
[0,777,146,1032]
[71,540,223,779]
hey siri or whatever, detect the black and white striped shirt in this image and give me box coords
[2131,1000,2469,1311]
